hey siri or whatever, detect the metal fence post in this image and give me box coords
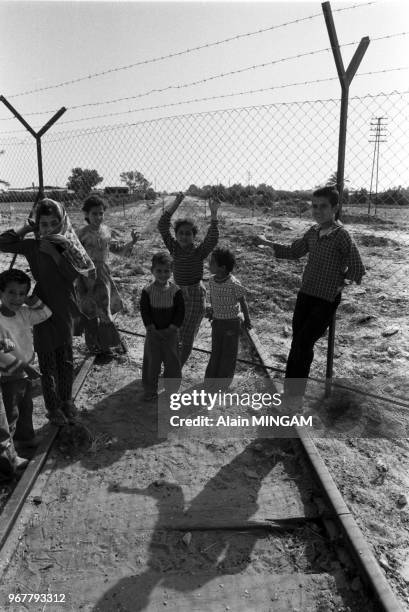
[321,2,369,397]
[0,96,66,268]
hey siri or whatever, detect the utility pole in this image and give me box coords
[368,117,387,215]
[0,149,4,185]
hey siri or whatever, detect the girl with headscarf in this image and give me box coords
[0,199,95,425]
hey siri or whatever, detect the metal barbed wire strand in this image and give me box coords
[2,64,407,124]
[1,30,408,131]
[5,1,375,99]
[1,68,409,136]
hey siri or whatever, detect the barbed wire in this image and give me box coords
[4,2,375,100]
[2,63,407,123]
[3,47,340,119]
[1,66,408,135]
[1,31,408,132]
[1,89,408,146]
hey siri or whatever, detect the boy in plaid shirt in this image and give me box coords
[258,186,365,406]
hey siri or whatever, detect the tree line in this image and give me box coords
[1,166,408,207]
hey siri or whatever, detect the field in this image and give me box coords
[113,197,409,608]
[0,197,409,609]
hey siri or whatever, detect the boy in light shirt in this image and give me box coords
[0,328,29,480]
[0,269,51,448]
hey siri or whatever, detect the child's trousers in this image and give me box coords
[205,318,241,389]
[1,378,35,442]
[0,392,13,452]
[142,328,181,395]
[37,343,74,415]
[0,392,18,479]
[179,283,206,366]
[284,291,341,396]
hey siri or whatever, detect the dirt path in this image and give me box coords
[0,198,408,609]
[0,359,374,612]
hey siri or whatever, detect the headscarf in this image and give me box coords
[33,199,95,277]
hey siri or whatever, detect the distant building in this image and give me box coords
[0,186,76,203]
[104,186,130,197]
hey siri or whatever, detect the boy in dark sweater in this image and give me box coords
[258,186,365,409]
[140,253,185,401]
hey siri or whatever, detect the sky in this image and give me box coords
[0,0,408,191]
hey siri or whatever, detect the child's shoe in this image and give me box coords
[22,363,42,380]
[0,446,28,482]
[13,435,42,449]
[61,400,79,423]
[0,447,15,482]
[14,455,29,470]
[117,338,128,355]
[143,393,158,403]
[14,434,42,450]
[282,394,304,415]
[94,351,115,365]
[46,409,68,426]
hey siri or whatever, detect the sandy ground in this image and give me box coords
[0,341,374,612]
[0,197,408,610]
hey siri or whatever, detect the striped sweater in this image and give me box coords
[140,281,185,330]
[158,211,219,286]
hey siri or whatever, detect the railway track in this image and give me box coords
[243,327,403,612]
[0,325,404,611]
[0,355,96,550]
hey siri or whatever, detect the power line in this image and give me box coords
[1,66,408,134]
[4,2,376,99]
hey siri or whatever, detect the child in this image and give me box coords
[158,192,219,366]
[0,269,51,448]
[139,252,185,401]
[258,186,365,407]
[76,195,138,357]
[205,247,251,390]
[0,328,29,481]
[0,199,95,425]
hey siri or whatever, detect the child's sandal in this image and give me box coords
[46,409,68,426]
[61,401,79,423]
[143,393,158,403]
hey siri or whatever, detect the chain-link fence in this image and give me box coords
[1,91,408,200]
[0,88,408,402]
[0,90,408,292]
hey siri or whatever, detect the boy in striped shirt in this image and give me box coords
[0,269,51,449]
[258,186,365,407]
[205,247,251,390]
[140,253,185,402]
